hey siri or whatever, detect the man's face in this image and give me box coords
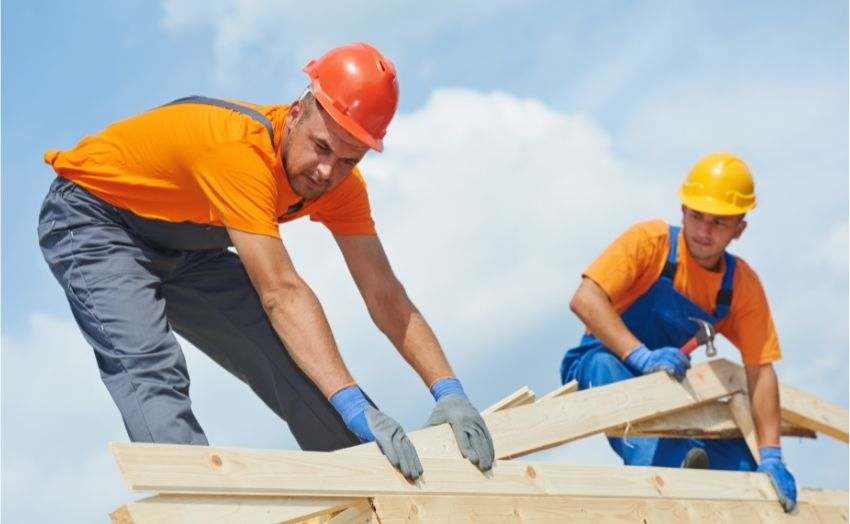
[282,98,368,200]
[681,206,747,269]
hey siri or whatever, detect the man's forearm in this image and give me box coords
[262,282,356,399]
[570,277,641,358]
[746,363,782,447]
[370,288,454,387]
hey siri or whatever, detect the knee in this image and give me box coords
[580,351,634,388]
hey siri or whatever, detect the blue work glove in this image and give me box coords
[758,446,797,513]
[330,385,423,480]
[426,378,495,472]
[624,344,691,382]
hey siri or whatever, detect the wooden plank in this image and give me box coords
[111,442,785,502]
[777,381,849,443]
[728,392,760,464]
[341,359,745,461]
[605,401,816,439]
[326,501,378,523]
[798,488,850,506]
[482,386,536,415]
[537,380,578,401]
[109,494,360,524]
[109,489,848,524]
[371,490,848,523]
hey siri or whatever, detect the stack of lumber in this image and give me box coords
[109,359,849,523]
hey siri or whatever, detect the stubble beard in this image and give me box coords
[684,235,724,270]
[282,139,322,201]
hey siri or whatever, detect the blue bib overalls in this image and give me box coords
[560,225,756,471]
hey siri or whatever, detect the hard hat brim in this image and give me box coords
[310,84,385,153]
[679,191,756,216]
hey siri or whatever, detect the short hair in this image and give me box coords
[298,90,318,119]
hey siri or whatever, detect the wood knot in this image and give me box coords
[210,454,223,468]
[525,465,537,479]
[651,474,665,494]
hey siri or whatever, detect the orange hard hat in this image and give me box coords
[303,43,399,152]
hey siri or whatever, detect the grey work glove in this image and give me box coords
[365,405,423,480]
[426,378,495,472]
[330,385,423,480]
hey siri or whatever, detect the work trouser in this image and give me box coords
[37,176,359,450]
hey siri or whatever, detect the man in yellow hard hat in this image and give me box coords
[38,43,494,480]
[559,153,797,512]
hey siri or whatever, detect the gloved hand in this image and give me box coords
[624,344,691,382]
[758,446,797,513]
[426,377,495,472]
[330,385,423,480]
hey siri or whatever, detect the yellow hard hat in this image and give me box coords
[679,152,756,215]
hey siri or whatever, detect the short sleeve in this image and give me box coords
[583,221,665,303]
[718,261,782,365]
[192,142,280,238]
[310,168,376,235]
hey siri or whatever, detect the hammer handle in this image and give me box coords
[680,336,699,355]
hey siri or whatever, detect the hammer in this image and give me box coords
[680,317,717,357]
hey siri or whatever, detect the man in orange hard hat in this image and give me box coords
[38,43,494,480]
[559,153,797,512]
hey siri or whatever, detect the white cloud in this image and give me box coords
[158,0,516,91]
[1,315,133,521]
[2,450,128,522]
[619,81,847,167]
[265,87,666,411]
[816,221,849,274]
[357,89,666,355]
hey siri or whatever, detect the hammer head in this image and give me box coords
[687,317,717,357]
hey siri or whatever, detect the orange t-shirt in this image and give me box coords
[583,219,781,365]
[43,100,376,238]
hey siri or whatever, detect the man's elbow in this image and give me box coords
[569,286,589,317]
[366,282,413,329]
[569,292,582,316]
[258,279,305,315]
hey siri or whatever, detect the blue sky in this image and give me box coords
[3,1,847,521]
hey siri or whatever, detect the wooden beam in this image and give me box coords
[371,489,848,523]
[109,488,848,524]
[728,392,761,463]
[605,400,815,439]
[325,501,378,523]
[537,380,578,401]
[109,494,361,523]
[341,359,745,461]
[777,380,849,443]
[482,386,536,415]
[111,442,788,502]
[797,488,850,506]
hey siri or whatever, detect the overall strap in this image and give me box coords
[660,225,680,281]
[715,252,736,319]
[662,223,736,319]
[164,96,275,143]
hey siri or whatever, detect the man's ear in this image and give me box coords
[284,100,302,131]
[734,217,747,240]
